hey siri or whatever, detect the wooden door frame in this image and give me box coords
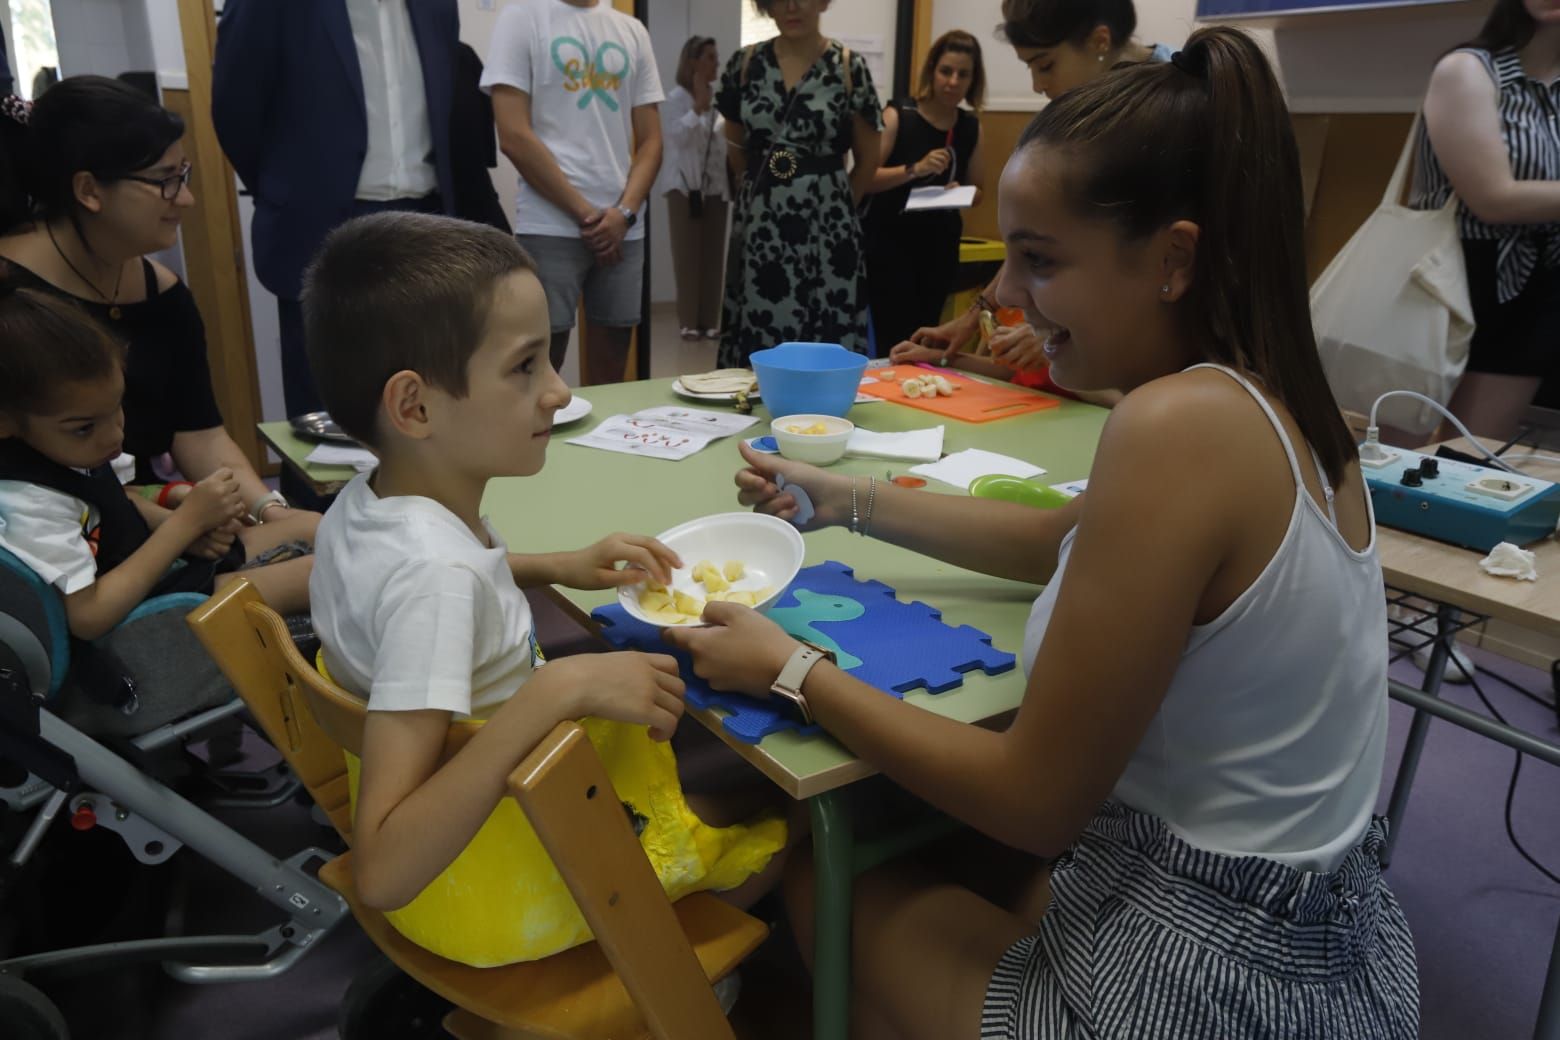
[173,0,266,471]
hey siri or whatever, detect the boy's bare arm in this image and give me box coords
[507,533,681,591]
[350,652,686,911]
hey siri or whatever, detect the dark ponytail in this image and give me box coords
[1017,26,1355,485]
[998,0,1138,51]
[1454,0,1535,55]
[0,76,184,236]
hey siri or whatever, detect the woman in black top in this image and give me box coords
[863,31,987,354]
[0,77,319,574]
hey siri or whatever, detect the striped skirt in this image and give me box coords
[981,803,1419,1039]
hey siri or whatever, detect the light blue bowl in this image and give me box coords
[750,343,868,420]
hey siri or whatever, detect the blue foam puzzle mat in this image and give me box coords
[592,560,1016,743]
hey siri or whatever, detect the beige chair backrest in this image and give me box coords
[187,579,745,1040]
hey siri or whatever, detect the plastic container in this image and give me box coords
[618,512,804,626]
[967,474,1073,510]
[771,414,854,465]
[750,342,868,420]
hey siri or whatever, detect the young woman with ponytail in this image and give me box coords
[665,27,1419,1039]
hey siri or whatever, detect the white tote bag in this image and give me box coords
[1311,117,1474,436]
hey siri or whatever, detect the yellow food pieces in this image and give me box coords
[784,422,832,435]
[900,374,958,399]
[635,560,771,624]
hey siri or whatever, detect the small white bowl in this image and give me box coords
[771,413,854,465]
[618,511,805,627]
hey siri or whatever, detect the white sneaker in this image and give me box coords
[1411,641,1474,684]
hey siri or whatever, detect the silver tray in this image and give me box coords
[289,411,356,445]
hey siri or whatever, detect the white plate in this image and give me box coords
[671,378,761,403]
[618,512,804,627]
[552,396,593,426]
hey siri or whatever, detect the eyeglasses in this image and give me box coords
[120,160,192,201]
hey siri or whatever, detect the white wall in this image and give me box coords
[51,0,155,80]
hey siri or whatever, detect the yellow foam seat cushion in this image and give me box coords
[345,716,785,967]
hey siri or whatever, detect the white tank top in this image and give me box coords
[1022,365,1388,873]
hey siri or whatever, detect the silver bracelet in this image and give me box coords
[863,477,878,536]
[850,479,860,534]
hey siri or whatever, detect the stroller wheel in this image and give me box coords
[0,975,69,1040]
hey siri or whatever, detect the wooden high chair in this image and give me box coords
[187,580,767,1040]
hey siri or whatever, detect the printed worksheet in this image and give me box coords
[566,406,758,461]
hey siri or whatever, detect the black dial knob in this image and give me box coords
[1419,458,1440,478]
[1401,469,1423,488]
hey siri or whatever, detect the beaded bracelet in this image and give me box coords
[849,479,860,534]
[863,477,878,536]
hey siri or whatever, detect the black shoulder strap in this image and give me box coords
[0,440,150,575]
[140,259,157,299]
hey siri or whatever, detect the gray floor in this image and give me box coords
[96,645,1552,1039]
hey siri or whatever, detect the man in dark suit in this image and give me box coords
[212,0,464,419]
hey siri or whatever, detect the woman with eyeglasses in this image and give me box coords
[0,77,320,580]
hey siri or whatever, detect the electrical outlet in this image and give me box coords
[1466,476,1535,502]
[1359,447,1401,469]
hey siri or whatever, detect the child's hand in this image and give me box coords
[661,601,798,697]
[989,324,1049,372]
[557,533,683,590]
[176,468,245,535]
[544,651,687,741]
[888,341,949,366]
[187,520,241,560]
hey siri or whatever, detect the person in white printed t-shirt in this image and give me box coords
[483,0,663,385]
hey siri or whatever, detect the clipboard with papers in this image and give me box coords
[902,184,978,212]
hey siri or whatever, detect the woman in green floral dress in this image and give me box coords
[717,0,882,366]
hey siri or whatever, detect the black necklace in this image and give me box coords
[46,223,125,319]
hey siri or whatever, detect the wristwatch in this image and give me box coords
[249,489,288,525]
[769,641,836,724]
[616,204,638,228]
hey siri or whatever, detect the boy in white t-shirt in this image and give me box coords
[302,212,782,918]
[483,0,663,385]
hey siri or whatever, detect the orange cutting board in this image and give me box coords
[858,366,1062,423]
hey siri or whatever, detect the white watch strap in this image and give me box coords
[771,645,825,724]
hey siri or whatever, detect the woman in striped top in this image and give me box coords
[1415,0,1560,439]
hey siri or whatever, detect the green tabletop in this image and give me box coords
[262,376,1110,798]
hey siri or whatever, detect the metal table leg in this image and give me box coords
[1382,602,1456,867]
[810,789,854,1040]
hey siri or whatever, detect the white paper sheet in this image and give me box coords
[903,185,978,212]
[845,426,944,463]
[305,444,379,471]
[909,448,1045,489]
[566,405,757,461]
